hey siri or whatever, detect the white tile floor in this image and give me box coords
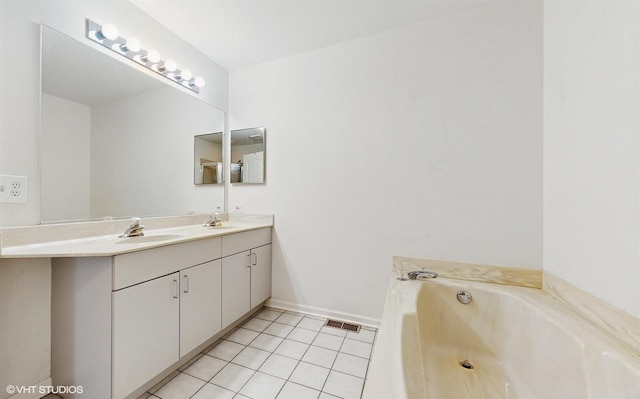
[138,307,376,399]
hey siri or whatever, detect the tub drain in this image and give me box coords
[459,360,474,370]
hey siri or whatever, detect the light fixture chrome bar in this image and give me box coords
[85,19,205,94]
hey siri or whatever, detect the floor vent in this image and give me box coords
[324,319,361,333]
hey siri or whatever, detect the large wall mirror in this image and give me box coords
[40,25,225,222]
[230,127,266,184]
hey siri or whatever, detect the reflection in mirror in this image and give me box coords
[40,25,225,222]
[194,133,223,185]
[230,127,266,184]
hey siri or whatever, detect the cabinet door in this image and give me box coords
[221,250,251,328]
[180,260,222,357]
[112,273,180,399]
[251,244,272,308]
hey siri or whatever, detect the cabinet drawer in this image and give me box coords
[221,228,272,257]
[113,237,222,290]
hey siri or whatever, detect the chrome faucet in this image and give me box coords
[407,269,438,280]
[119,217,145,238]
[204,212,222,227]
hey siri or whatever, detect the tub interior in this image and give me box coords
[413,280,640,399]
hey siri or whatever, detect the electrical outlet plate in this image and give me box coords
[0,175,27,203]
[232,204,243,213]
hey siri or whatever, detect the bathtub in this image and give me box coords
[364,276,640,399]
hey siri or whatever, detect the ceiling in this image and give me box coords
[130,0,486,70]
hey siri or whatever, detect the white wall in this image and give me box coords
[543,0,640,317]
[0,0,229,228]
[91,87,225,217]
[40,94,91,221]
[229,1,543,322]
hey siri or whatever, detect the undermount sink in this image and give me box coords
[115,234,184,244]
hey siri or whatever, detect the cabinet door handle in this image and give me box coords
[173,279,179,299]
[252,252,258,266]
[247,253,251,268]
[184,275,189,294]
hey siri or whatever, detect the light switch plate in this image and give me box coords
[0,175,27,203]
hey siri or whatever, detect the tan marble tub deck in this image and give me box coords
[393,256,542,288]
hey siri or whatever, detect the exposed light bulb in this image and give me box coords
[160,59,177,72]
[176,68,192,81]
[142,49,160,64]
[120,37,141,52]
[191,77,206,88]
[98,23,118,41]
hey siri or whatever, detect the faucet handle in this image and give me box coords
[130,217,143,227]
[119,217,144,238]
[204,213,222,227]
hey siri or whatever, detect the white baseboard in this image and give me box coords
[7,377,52,399]
[266,299,381,329]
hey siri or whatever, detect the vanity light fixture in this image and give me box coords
[85,19,206,94]
[141,49,161,64]
[119,37,140,53]
[159,59,177,72]
[96,23,118,41]
[175,68,192,81]
[191,76,206,88]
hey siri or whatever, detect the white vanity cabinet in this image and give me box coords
[221,228,272,328]
[51,227,271,399]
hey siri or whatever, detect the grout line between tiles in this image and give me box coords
[236,368,259,397]
[186,380,207,399]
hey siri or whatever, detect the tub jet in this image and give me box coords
[457,290,473,304]
[459,360,474,370]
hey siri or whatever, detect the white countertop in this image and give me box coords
[0,214,273,258]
